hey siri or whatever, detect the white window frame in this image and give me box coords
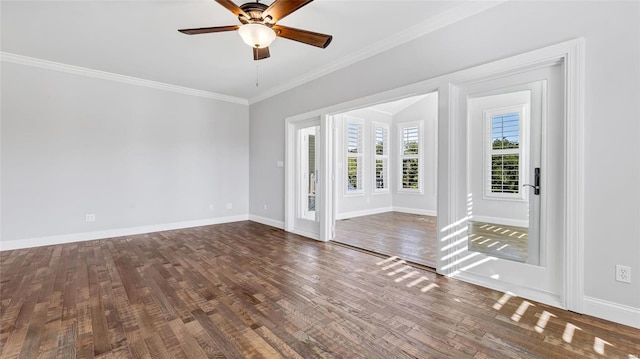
[483,105,529,201]
[344,116,364,196]
[372,122,390,193]
[397,121,424,193]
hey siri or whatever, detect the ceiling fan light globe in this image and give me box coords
[238,23,276,49]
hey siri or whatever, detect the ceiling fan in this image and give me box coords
[178,0,333,61]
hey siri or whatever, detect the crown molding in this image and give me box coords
[1,52,249,105]
[248,0,507,105]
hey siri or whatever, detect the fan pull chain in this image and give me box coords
[256,63,259,87]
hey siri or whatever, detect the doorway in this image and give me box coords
[285,117,322,239]
[330,93,439,268]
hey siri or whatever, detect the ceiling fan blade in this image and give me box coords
[215,0,249,19]
[253,47,271,61]
[263,0,313,23]
[178,25,239,35]
[272,25,332,48]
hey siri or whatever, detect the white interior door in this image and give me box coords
[446,63,565,307]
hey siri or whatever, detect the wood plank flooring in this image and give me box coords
[334,212,437,267]
[1,221,639,358]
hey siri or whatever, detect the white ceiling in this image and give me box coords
[1,1,501,103]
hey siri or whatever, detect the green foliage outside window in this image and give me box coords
[404,141,419,155]
[347,157,360,190]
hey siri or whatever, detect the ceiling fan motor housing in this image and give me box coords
[239,2,270,24]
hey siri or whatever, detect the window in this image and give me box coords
[398,122,422,192]
[345,117,364,194]
[484,106,528,199]
[373,123,389,192]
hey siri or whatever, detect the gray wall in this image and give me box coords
[249,1,639,311]
[2,62,249,243]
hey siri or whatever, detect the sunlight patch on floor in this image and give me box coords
[511,301,534,322]
[394,271,418,283]
[562,323,581,343]
[593,337,611,355]
[374,255,441,295]
[534,310,556,333]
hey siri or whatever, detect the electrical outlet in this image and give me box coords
[85,214,96,222]
[615,265,631,283]
[226,203,233,210]
[263,204,268,211]
[209,204,214,211]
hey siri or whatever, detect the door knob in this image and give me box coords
[523,167,540,195]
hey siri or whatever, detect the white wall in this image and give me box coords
[249,1,640,322]
[1,62,250,247]
[391,94,438,214]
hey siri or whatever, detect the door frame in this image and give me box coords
[440,39,585,311]
[284,38,584,312]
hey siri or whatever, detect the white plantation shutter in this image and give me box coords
[374,124,389,191]
[347,121,362,154]
[399,123,421,191]
[402,126,419,155]
[346,118,364,193]
[490,154,519,193]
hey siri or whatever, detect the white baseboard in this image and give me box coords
[584,296,640,329]
[392,207,437,217]
[249,215,284,229]
[470,215,528,228]
[0,215,249,251]
[288,228,321,241]
[336,207,393,220]
[336,207,437,220]
[451,270,563,309]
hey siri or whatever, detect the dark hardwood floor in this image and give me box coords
[334,212,437,267]
[1,221,638,358]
